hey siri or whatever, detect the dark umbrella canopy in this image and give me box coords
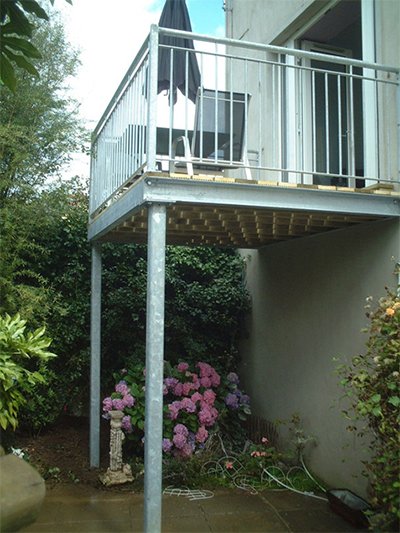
[158,0,201,104]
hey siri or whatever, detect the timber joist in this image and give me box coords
[104,202,379,247]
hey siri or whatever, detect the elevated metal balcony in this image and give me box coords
[89,25,400,246]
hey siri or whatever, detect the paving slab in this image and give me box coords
[22,484,359,533]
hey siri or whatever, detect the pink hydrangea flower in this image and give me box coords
[191,392,203,403]
[182,382,192,396]
[203,389,216,405]
[210,372,220,387]
[168,401,181,420]
[122,394,135,408]
[195,426,208,443]
[173,382,183,396]
[181,397,196,413]
[173,433,187,449]
[115,381,130,396]
[200,376,212,388]
[178,442,194,457]
[102,397,113,412]
[177,362,189,373]
[112,398,125,410]
[198,406,218,427]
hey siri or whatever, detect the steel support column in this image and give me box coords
[144,203,167,533]
[90,243,102,468]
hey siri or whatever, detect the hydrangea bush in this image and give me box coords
[103,361,251,458]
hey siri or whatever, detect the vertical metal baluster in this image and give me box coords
[324,71,330,175]
[169,48,174,159]
[244,58,249,168]
[214,43,218,164]
[229,56,233,163]
[258,59,262,172]
[199,54,204,159]
[122,91,127,183]
[348,65,356,182]
[312,70,316,174]
[272,62,276,171]
[337,74,342,177]
[184,49,189,146]
[277,58,282,174]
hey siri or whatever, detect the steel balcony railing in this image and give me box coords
[89,25,399,218]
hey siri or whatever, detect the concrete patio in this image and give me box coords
[22,484,360,532]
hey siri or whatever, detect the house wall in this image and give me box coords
[239,218,400,495]
[226,0,325,44]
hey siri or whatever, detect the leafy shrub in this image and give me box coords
[102,361,251,458]
[338,285,400,531]
[0,313,56,430]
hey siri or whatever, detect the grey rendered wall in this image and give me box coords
[240,218,400,495]
[226,0,320,43]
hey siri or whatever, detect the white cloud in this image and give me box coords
[59,0,161,126]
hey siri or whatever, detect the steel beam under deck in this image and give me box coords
[88,175,400,243]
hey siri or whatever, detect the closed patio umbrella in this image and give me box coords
[158,0,201,104]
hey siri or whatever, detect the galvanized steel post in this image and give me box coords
[144,203,167,533]
[90,243,102,468]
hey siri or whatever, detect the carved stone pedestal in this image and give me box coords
[99,410,134,486]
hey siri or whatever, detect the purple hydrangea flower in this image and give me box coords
[162,438,173,453]
[227,372,240,385]
[174,423,189,437]
[164,377,179,390]
[121,415,133,433]
[240,394,250,406]
[225,393,239,409]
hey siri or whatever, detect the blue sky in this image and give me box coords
[153,0,225,36]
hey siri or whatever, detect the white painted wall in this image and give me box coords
[240,218,400,495]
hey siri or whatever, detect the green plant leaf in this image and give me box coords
[19,1,49,21]
[4,49,39,77]
[388,396,400,407]
[0,53,16,92]
[2,36,42,58]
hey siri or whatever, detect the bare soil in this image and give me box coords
[16,415,139,491]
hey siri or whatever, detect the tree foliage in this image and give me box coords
[0,15,84,205]
[0,0,71,92]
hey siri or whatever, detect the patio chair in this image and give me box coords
[170,88,251,178]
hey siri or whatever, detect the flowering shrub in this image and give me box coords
[338,285,400,531]
[103,361,251,458]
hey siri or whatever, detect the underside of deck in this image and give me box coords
[88,172,400,248]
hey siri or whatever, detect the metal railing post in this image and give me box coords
[144,203,167,533]
[90,243,102,468]
[147,25,159,172]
